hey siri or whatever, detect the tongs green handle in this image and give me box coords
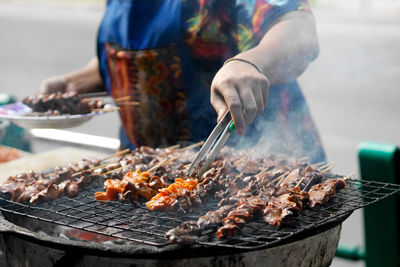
[228,122,235,133]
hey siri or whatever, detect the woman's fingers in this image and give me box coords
[261,77,269,107]
[237,86,257,125]
[210,90,228,122]
[221,86,245,135]
[211,80,246,134]
[39,76,67,94]
[228,99,245,135]
[253,87,265,114]
[211,60,270,135]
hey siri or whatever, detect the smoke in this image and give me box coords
[226,84,326,164]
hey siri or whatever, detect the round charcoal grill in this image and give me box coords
[0,178,399,266]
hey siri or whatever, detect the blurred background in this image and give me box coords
[0,0,399,266]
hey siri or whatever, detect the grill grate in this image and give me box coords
[0,178,399,250]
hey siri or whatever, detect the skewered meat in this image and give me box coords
[217,202,256,239]
[279,165,322,188]
[94,169,158,202]
[235,158,263,175]
[216,181,310,239]
[30,184,63,202]
[166,204,235,243]
[0,157,101,203]
[146,178,197,211]
[66,182,79,197]
[262,189,309,227]
[309,178,346,207]
[23,92,106,116]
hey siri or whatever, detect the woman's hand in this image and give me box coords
[39,58,105,95]
[39,76,69,94]
[210,60,269,135]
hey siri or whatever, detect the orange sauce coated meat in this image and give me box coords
[94,169,151,201]
[146,178,197,211]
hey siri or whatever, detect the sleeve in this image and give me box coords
[235,0,311,51]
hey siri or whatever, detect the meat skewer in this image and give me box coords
[232,149,255,167]
[174,141,205,153]
[308,172,354,207]
[216,166,330,239]
[166,204,235,243]
[23,92,107,116]
[271,172,289,184]
[94,169,159,202]
[320,164,335,174]
[146,156,179,173]
[145,178,198,211]
[313,161,328,168]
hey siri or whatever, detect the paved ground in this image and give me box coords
[1,2,400,266]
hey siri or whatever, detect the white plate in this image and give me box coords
[0,102,114,129]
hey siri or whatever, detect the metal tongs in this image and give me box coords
[187,111,235,178]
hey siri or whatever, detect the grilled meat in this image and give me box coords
[309,178,346,207]
[145,178,197,211]
[23,92,105,116]
[166,204,235,243]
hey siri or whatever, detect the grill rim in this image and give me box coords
[0,211,349,259]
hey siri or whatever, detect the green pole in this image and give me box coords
[335,244,365,261]
[359,141,400,267]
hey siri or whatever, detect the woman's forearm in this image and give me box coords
[236,11,319,85]
[63,57,105,93]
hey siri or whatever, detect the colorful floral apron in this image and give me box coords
[97,0,326,163]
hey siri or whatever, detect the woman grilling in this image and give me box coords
[40,0,326,163]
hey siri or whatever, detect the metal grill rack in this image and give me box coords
[0,178,399,251]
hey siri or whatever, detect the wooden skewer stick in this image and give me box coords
[233,149,254,167]
[45,149,130,178]
[165,144,181,151]
[343,171,356,181]
[200,167,216,180]
[318,162,334,171]
[318,163,329,170]
[116,101,140,106]
[254,167,269,179]
[297,156,309,162]
[146,158,169,173]
[113,95,131,102]
[103,166,123,176]
[320,165,335,174]
[180,155,198,172]
[182,163,191,169]
[146,156,179,173]
[98,148,130,163]
[93,107,120,113]
[276,174,290,186]
[271,171,289,184]
[176,141,205,152]
[295,177,306,188]
[312,161,327,168]
[72,161,120,178]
